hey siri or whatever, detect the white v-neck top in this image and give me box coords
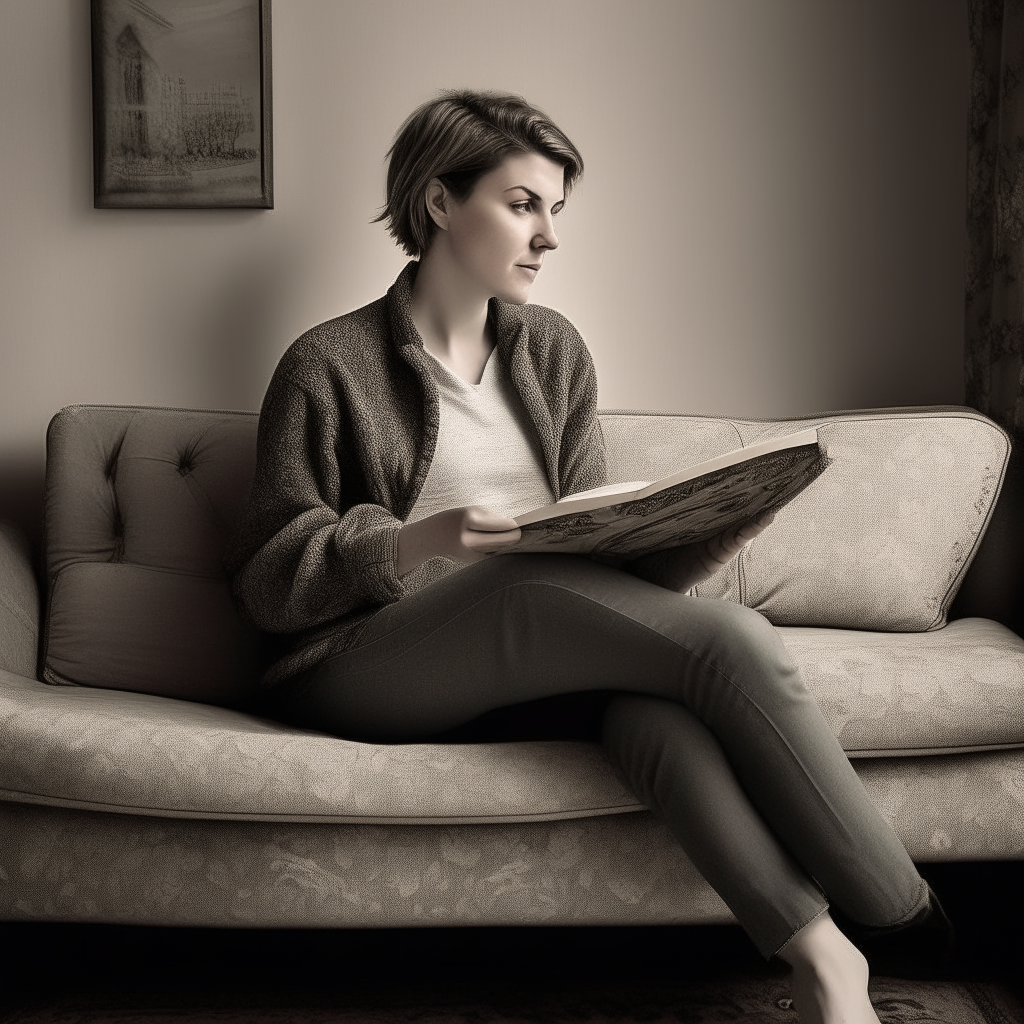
[406,346,556,524]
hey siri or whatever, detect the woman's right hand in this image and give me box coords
[626,510,776,593]
[396,506,522,577]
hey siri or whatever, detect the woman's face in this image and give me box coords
[431,150,565,304]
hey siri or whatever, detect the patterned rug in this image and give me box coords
[3,977,1022,1024]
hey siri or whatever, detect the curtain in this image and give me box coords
[965,0,1024,436]
[953,0,1024,629]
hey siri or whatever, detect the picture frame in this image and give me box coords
[91,0,273,209]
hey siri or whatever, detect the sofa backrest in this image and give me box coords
[40,404,1010,705]
[43,406,260,704]
[600,407,1010,631]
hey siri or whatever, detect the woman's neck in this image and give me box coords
[410,247,495,386]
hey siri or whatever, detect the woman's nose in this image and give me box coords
[534,221,559,252]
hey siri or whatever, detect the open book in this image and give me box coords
[510,428,830,562]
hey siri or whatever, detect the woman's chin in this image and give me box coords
[494,283,533,305]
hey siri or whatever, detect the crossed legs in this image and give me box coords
[265,553,927,962]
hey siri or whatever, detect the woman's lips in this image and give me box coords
[517,265,539,275]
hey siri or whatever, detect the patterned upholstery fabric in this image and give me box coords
[777,618,1024,756]
[0,667,642,824]
[2,616,1022,824]
[2,750,1020,927]
[603,408,1010,630]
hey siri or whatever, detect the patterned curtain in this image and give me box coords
[965,0,1024,436]
[953,0,1024,631]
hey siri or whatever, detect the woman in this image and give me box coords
[228,90,945,1024]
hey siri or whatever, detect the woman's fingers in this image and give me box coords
[734,510,776,543]
[706,511,776,564]
[398,506,524,573]
[461,506,521,554]
[463,527,522,553]
[463,505,521,533]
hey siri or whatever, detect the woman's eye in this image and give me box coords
[512,201,532,213]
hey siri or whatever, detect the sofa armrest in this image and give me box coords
[0,521,39,679]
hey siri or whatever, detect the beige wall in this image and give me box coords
[0,0,967,537]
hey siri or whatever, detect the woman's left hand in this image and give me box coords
[626,510,776,593]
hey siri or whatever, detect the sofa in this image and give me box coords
[0,402,1021,929]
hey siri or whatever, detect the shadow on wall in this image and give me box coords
[0,244,293,567]
[0,451,46,568]
[184,243,295,415]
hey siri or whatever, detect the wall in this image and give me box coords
[0,0,968,543]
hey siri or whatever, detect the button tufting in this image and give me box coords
[177,441,200,476]
[104,430,127,481]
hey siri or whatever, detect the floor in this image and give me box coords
[1,862,1021,1023]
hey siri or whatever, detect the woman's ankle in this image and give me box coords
[778,913,879,1024]
[778,911,867,973]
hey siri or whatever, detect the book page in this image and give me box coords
[558,481,649,503]
[516,427,819,528]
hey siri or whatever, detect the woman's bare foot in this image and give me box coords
[777,912,880,1024]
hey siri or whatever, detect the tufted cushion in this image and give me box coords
[42,406,261,704]
[602,407,1011,630]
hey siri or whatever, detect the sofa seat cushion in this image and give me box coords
[0,667,645,824]
[2,616,1021,825]
[776,617,1024,756]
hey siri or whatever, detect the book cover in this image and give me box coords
[511,428,831,562]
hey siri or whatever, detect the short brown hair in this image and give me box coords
[373,90,584,258]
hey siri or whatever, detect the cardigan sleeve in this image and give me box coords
[556,322,608,498]
[226,371,406,634]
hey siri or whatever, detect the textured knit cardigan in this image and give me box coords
[226,261,608,689]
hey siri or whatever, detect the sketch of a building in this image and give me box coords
[113,24,160,159]
[97,0,263,201]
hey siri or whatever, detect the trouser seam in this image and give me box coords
[855,877,930,932]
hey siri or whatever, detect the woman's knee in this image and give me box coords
[719,601,790,655]
[682,600,806,708]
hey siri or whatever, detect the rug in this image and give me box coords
[2,976,1022,1024]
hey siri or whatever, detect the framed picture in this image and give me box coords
[91,0,273,209]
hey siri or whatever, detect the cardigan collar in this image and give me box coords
[382,260,559,502]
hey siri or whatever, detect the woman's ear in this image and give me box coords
[424,179,450,231]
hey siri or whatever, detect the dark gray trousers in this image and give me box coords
[264,553,928,958]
